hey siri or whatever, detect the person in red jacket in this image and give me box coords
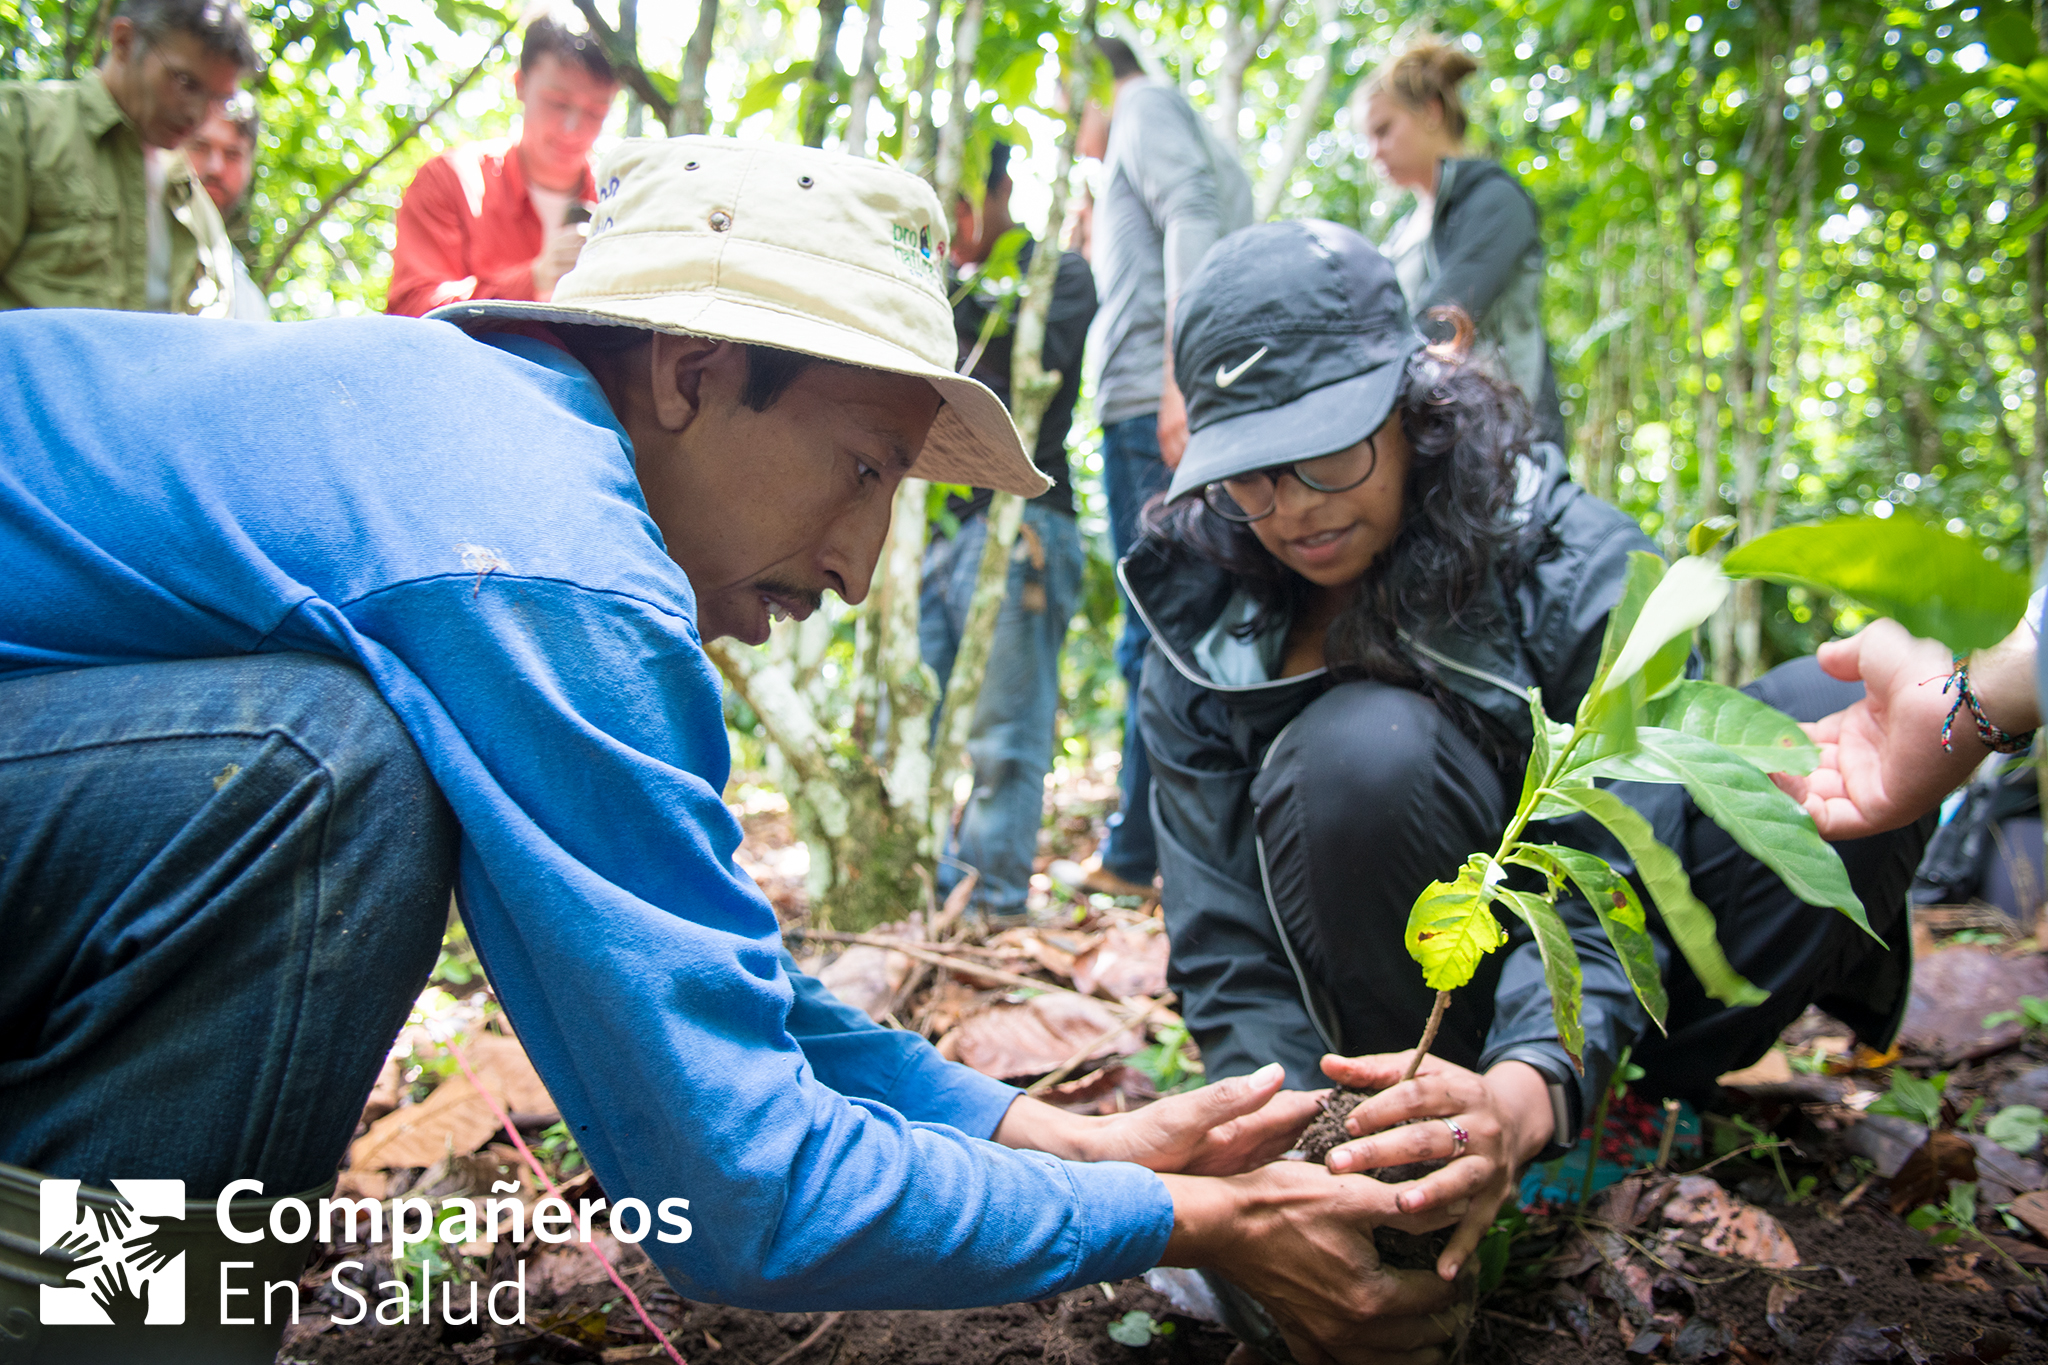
[385,16,619,317]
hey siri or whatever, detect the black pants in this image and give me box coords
[1246,658,1930,1103]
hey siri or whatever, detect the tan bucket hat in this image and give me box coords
[429,136,1049,497]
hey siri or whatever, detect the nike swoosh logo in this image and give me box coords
[1215,346,1268,388]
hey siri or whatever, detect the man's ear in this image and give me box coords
[512,67,527,104]
[647,333,727,433]
[104,16,137,68]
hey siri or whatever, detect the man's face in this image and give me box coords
[103,19,243,150]
[631,339,943,645]
[514,54,619,188]
[184,111,254,212]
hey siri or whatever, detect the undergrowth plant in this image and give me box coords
[1399,516,2032,1081]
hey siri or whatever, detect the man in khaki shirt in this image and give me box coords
[0,0,259,313]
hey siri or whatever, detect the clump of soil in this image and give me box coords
[1295,1088,1473,1359]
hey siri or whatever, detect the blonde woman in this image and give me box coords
[1362,42,1567,447]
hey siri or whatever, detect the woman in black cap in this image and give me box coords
[1124,218,1930,1283]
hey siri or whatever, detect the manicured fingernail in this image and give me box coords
[1328,1151,1351,1171]
[1252,1062,1284,1085]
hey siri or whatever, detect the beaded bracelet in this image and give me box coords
[1941,656,2034,754]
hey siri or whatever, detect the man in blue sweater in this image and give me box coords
[0,138,1459,1363]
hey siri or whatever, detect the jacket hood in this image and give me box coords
[1434,158,1536,225]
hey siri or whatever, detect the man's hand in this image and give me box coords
[1772,618,2038,840]
[531,229,586,302]
[1316,1054,1552,1282]
[992,1063,1323,1175]
[1161,1162,1466,1365]
[1157,378,1189,469]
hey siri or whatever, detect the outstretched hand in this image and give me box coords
[1315,1053,1554,1282]
[1084,1062,1325,1176]
[1770,618,2030,840]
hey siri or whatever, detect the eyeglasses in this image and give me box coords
[1201,436,1379,523]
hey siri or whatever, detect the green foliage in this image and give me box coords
[1107,1310,1169,1347]
[535,1120,586,1177]
[1983,995,2048,1033]
[1405,859,1511,993]
[1129,1022,1202,1095]
[1907,1181,1980,1248]
[1724,518,2033,653]
[1986,1104,2046,1154]
[1869,1070,1948,1128]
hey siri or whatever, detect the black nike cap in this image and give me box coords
[1166,220,1427,504]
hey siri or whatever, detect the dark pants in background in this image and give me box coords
[1099,414,1173,886]
[1243,657,1931,1101]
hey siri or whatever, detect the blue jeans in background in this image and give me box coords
[1098,415,1172,885]
[0,653,456,1197]
[919,502,1085,919]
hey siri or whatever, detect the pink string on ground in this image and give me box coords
[446,1036,689,1365]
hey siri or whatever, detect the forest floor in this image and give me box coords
[281,768,2048,1365]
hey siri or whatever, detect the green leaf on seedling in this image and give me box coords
[1539,786,1766,1007]
[1601,556,1731,697]
[1723,518,2031,653]
[1870,1071,1946,1128]
[1592,552,1665,687]
[1522,844,1670,1030]
[1107,1311,1162,1347]
[1404,858,1509,992]
[1519,690,1554,813]
[1628,728,1869,933]
[1496,886,1587,1069]
[1987,1105,2047,1154]
[1643,681,1818,776]
[1687,516,1737,556]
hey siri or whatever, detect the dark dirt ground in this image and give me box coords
[290,786,2048,1365]
[280,1274,1239,1365]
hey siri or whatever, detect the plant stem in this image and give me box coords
[1403,991,1451,1081]
[1579,1078,1615,1208]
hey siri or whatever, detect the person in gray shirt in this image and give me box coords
[1075,36,1252,898]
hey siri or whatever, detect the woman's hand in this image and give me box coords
[1315,1053,1555,1281]
[994,1062,1326,1176]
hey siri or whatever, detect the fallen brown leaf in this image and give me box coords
[952,993,1144,1081]
[1070,923,1170,1000]
[1888,1131,1979,1214]
[2010,1190,2048,1241]
[348,1033,553,1171]
[1660,1175,1801,1267]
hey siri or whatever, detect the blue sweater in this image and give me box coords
[0,310,1175,1307]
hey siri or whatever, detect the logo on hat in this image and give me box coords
[39,1179,187,1326]
[1214,346,1268,389]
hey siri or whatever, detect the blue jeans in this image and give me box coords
[919,503,1085,917]
[1098,415,1172,884]
[0,654,456,1198]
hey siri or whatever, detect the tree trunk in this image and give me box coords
[1762,0,1819,538]
[931,0,985,207]
[842,0,888,155]
[911,0,945,178]
[1253,0,1341,222]
[674,0,719,136]
[1683,88,1729,680]
[800,0,851,148]
[1213,1,1287,152]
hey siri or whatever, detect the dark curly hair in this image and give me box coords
[1146,315,1539,758]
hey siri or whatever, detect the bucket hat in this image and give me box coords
[430,136,1049,498]
[1165,220,1426,504]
